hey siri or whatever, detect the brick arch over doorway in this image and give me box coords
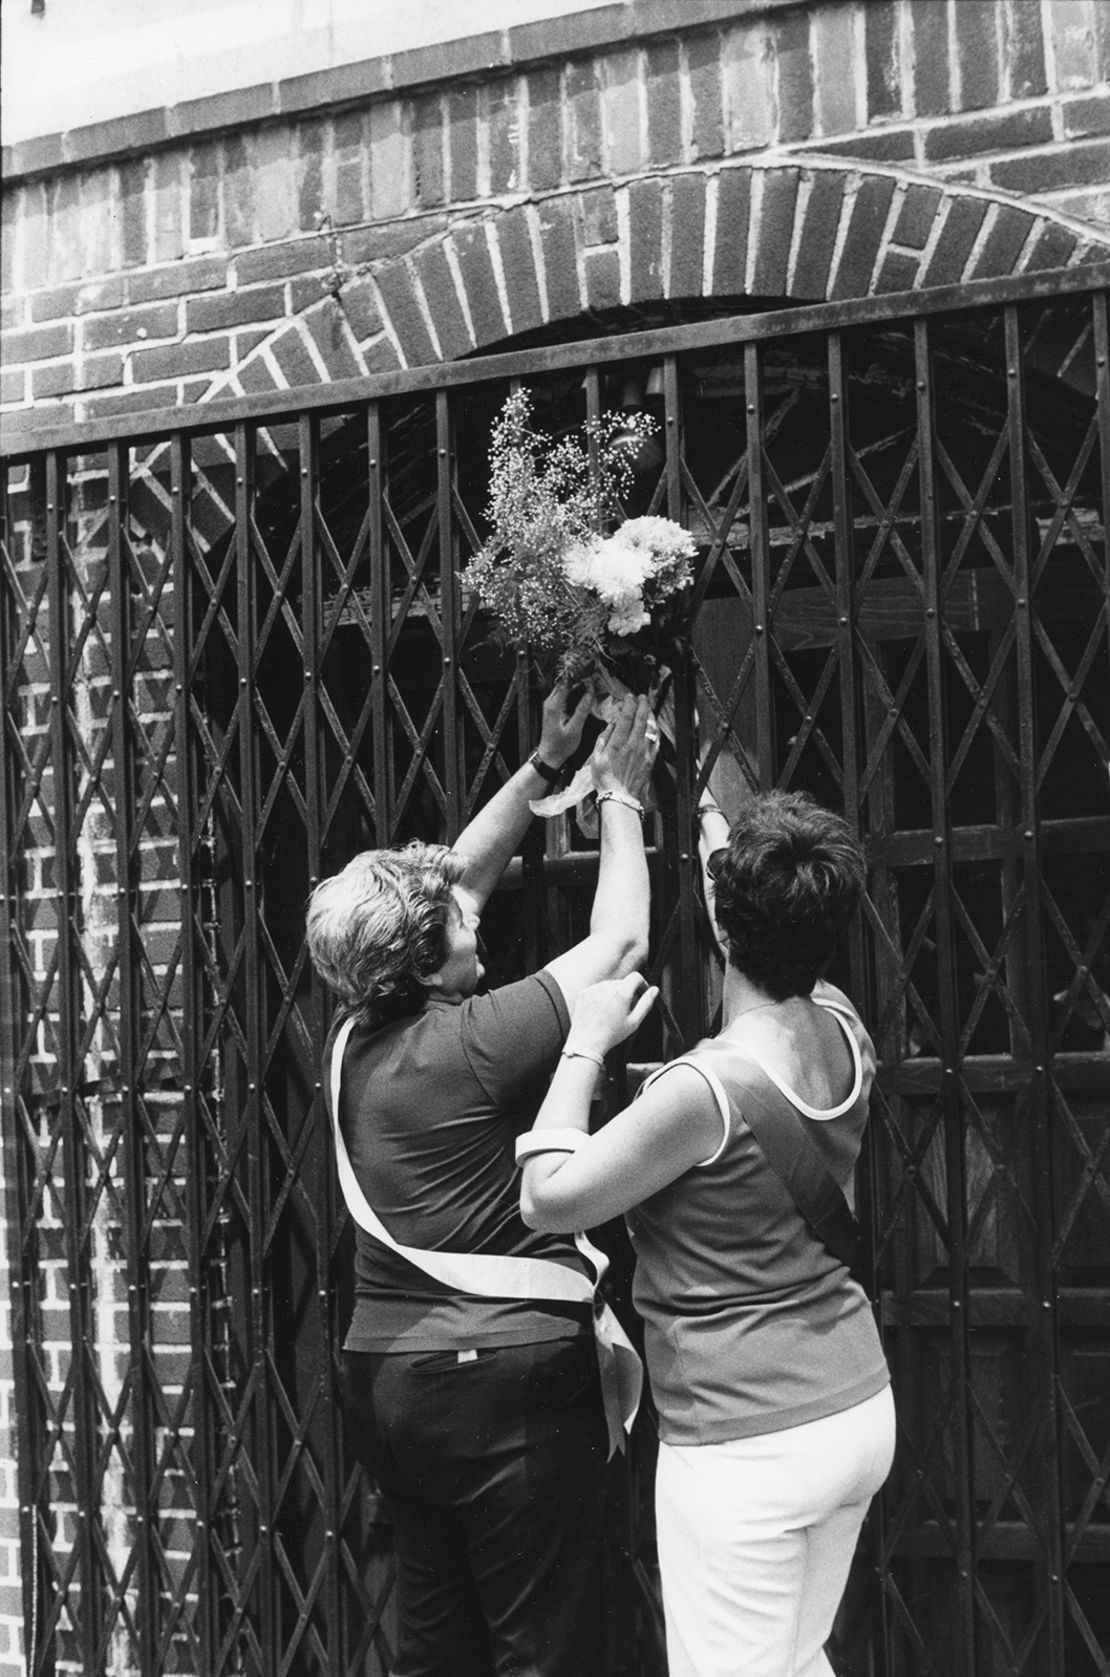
[210,158,1110,404]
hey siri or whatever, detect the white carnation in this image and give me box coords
[607,599,651,637]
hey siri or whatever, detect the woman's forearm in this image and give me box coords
[588,802,650,970]
[451,757,556,907]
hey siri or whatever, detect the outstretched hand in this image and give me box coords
[564,971,659,1059]
[590,694,658,802]
[538,683,593,768]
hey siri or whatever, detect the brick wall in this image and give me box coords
[2,0,1110,439]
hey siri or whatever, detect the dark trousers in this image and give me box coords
[340,1336,609,1677]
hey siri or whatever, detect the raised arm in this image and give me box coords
[517,974,721,1230]
[450,684,591,912]
[543,695,656,1008]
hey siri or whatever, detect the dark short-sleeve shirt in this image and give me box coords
[330,971,593,1352]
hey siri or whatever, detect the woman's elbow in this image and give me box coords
[519,1185,576,1234]
[613,929,649,977]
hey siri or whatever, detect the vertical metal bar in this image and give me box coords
[107,443,157,1660]
[236,423,274,1674]
[436,391,462,840]
[0,464,43,1669]
[1004,303,1066,1674]
[663,353,700,1046]
[299,411,342,1671]
[171,433,218,1676]
[46,448,101,1676]
[368,403,390,846]
[829,328,891,1661]
[827,333,863,940]
[1094,293,1110,689]
[915,318,977,1674]
[743,343,774,790]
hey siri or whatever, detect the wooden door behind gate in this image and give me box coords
[2,279,1108,1677]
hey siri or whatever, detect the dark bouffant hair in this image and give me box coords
[707,791,865,1000]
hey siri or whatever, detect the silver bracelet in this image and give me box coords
[515,1128,588,1163]
[698,802,724,819]
[560,1045,605,1070]
[595,789,645,818]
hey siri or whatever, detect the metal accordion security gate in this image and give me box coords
[2,269,1109,1677]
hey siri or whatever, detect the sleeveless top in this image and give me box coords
[627,996,890,1445]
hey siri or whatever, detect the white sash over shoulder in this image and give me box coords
[329,1015,642,1457]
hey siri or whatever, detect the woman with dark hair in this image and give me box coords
[517,788,894,1677]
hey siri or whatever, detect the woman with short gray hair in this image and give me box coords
[307,683,656,1677]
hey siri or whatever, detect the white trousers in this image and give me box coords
[655,1386,895,1677]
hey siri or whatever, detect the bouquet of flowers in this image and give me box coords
[463,390,696,700]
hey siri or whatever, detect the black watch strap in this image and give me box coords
[528,748,564,787]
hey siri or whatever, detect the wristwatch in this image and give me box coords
[528,748,565,787]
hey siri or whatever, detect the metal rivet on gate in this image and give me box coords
[1017,597,1026,608]
[926,608,935,618]
[439,449,446,457]
[443,656,452,666]
[934,835,943,846]
[1008,369,1016,379]
[1024,830,1033,841]
[666,415,674,425]
[917,381,926,392]
[314,1081,322,1091]
[372,664,381,674]
[747,404,754,414]
[839,615,848,626]
[755,623,764,634]
[239,677,247,687]
[1035,1065,1044,1076]
[197,1520,205,1530]
[952,1299,961,1310]
[1042,1301,1051,1311]
[326,1530,334,1540]
[830,393,839,402]
[301,468,308,477]
[259,1524,268,1534]
[680,852,691,864]
[945,1067,954,1076]
[369,458,377,467]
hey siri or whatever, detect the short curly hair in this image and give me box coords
[707,791,864,1000]
[305,841,465,1029]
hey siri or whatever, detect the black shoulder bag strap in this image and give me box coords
[653,1052,863,1274]
[736,1073,862,1273]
